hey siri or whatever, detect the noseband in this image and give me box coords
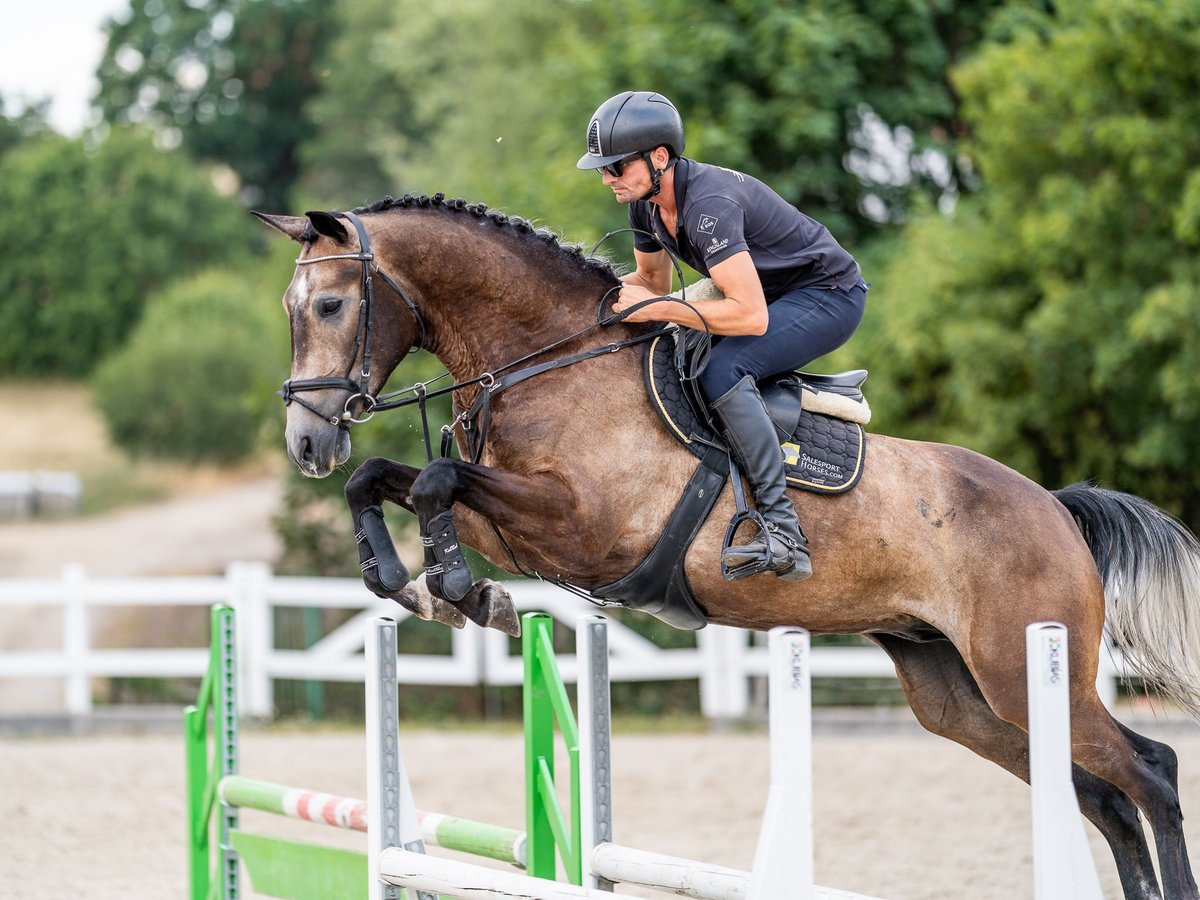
[280,210,427,427]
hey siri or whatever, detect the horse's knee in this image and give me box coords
[345,456,391,506]
[411,457,461,512]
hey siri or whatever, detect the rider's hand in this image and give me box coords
[611,284,666,322]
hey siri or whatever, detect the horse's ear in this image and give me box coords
[304,210,350,243]
[250,211,310,243]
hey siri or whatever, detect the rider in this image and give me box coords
[577,90,868,583]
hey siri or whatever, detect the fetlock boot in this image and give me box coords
[711,375,813,582]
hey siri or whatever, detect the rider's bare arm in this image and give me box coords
[614,250,768,336]
[621,247,674,295]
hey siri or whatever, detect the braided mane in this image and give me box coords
[299,193,618,281]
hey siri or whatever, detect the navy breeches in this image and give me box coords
[697,281,868,402]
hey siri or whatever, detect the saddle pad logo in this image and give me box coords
[697,214,719,234]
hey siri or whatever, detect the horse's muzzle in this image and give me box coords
[286,417,352,478]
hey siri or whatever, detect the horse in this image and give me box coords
[255,193,1200,899]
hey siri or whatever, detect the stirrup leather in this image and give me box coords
[720,459,809,582]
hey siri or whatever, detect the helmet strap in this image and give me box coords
[639,151,678,201]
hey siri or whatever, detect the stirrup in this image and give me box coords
[720,509,775,581]
[722,514,811,582]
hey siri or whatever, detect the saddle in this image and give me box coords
[647,329,869,492]
[591,324,870,630]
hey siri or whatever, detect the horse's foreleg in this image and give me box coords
[344,457,466,629]
[408,457,569,636]
[874,634,1164,900]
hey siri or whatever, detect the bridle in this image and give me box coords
[280,210,427,427]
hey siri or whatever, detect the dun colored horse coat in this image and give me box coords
[257,196,1200,899]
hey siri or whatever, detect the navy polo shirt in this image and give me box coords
[629,159,861,300]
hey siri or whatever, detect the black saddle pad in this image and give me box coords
[646,332,865,494]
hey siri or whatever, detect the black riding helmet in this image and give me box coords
[576,91,685,198]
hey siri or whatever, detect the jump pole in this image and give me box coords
[216,775,526,865]
[375,613,834,900]
[748,626,814,897]
[192,608,1104,900]
[370,611,617,900]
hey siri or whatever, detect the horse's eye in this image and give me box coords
[318,297,343,317]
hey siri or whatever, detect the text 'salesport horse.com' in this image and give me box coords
[256,195,1200,899]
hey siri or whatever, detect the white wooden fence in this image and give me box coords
[0,562,1125,720]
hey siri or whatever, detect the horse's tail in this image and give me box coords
[1053,482,1200,720]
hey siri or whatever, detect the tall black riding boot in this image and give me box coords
[711,375,812,582]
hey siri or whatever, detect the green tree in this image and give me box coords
[294,0,415,208]
[0,127,251,377]
[96,0,338,210]
[551,0,1004,244]
[0,96,51,157]
[299,0,1004,247]
[860,0,1200,521]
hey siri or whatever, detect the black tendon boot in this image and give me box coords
[711,376,813,582]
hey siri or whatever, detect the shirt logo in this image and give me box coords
[697,214,719,234]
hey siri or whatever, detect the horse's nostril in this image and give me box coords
[299,435,313,462]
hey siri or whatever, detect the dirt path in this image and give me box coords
[2,723,1197,899]
[0,477,282,580]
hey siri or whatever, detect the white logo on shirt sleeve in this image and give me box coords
[697,214,719,234]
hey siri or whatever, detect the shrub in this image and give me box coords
[91,268,287,463]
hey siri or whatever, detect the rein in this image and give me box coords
[369,290,677,464]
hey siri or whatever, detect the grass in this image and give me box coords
[3,379,281,516]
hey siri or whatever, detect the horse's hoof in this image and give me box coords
[470,580,520,636]
[428,595,468,629]
[395,579,467,629]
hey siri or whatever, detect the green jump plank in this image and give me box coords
[231,831,368,900]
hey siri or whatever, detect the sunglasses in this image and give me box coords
[597,153,643,178]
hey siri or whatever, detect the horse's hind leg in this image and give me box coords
[985,627,1197,900]
[875,634,1164,900]
[1113,720,1198,896]
[1069,706,1198,900]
